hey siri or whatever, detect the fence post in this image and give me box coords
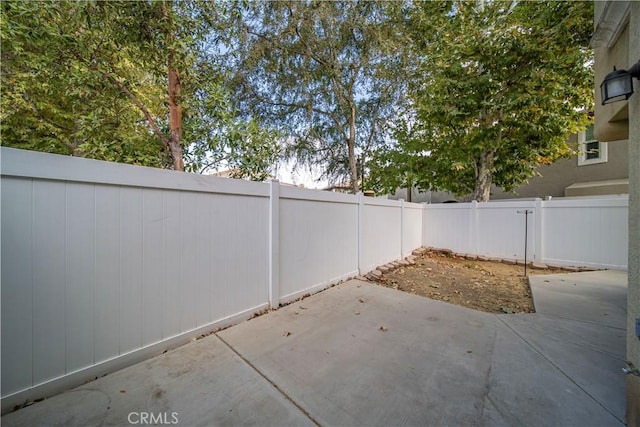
[269,180,280,309]
[400,199,405,258]
[470,200,479,255]
[534,198,543,263]
[357,192,364,275]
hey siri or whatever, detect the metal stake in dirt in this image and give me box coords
[517,210,533,277]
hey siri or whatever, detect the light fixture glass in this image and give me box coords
[600,67,634,105]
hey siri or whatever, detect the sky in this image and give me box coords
[274,159,329,189]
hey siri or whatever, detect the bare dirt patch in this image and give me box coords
[373,251,563,314]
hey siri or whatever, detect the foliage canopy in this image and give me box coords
[2,0,594,192]
[229,0,407,191]
[1,0,279,179]
[369,0,594,201]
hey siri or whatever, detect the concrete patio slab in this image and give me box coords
[2,270,627,426]
[498,313,626,421]
[219,281,499,426]
[1,330,314,427]
[528,270,627,328]
[483,318,621,426]
[219,278,626,426]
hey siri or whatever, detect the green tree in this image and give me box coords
[1,0,280,177]
[1,1,167,166]
[231,0,407,192]
[370,0,593,201]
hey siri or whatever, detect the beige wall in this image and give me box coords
[490,139,629,200]
[592,1,637,141]
[625,3,640,424]
[594,26,630,141]
[594,1,640,424]
[389,137,629,203]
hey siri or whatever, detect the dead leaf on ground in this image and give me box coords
[378,326,388,332]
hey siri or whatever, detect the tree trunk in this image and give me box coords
[348,104,359,193]
[473,150,495,202]
[168,59,183,171]
[163,1,184,171]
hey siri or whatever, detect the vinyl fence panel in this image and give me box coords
[1,148,271,411]
[65,183,97,374]
[360,198,402,273]
[1,147,424,413]
[423,197,627,269]
[476,201,537,260]
[422,203,475,254]
[402,202,424,258]
[542,197,628,269]
[94,185,121,363]
[32,180,67,385]
[1,177,34,395]
[279,187,359,302]
[7,147,625,412]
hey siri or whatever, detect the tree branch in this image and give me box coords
[101,71,170,151]
[19,91,74,133]
[247,84,348,141]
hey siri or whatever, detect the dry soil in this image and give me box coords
[373,251,563,314]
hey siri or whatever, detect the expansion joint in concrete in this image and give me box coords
[496,316,625,425]
[214,334,321,427]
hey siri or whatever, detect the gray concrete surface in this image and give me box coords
[529,270,628,327]
[1,330,314,426]
[2,271,627,426]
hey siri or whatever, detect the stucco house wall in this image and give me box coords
[490,137,629,200]
[388,135,629,203]
[591,1,639,424]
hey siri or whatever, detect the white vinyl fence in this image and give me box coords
[0,147,422,413]
[423,197,628,270]
[0,147,628,413]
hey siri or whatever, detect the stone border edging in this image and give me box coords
[359,246,598,282]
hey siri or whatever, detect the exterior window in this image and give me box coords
[585,141,600,160]
[578,125,608,166]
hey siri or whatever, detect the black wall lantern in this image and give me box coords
[601,60,640,105]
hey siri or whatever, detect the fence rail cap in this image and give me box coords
[1,147,271,197]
